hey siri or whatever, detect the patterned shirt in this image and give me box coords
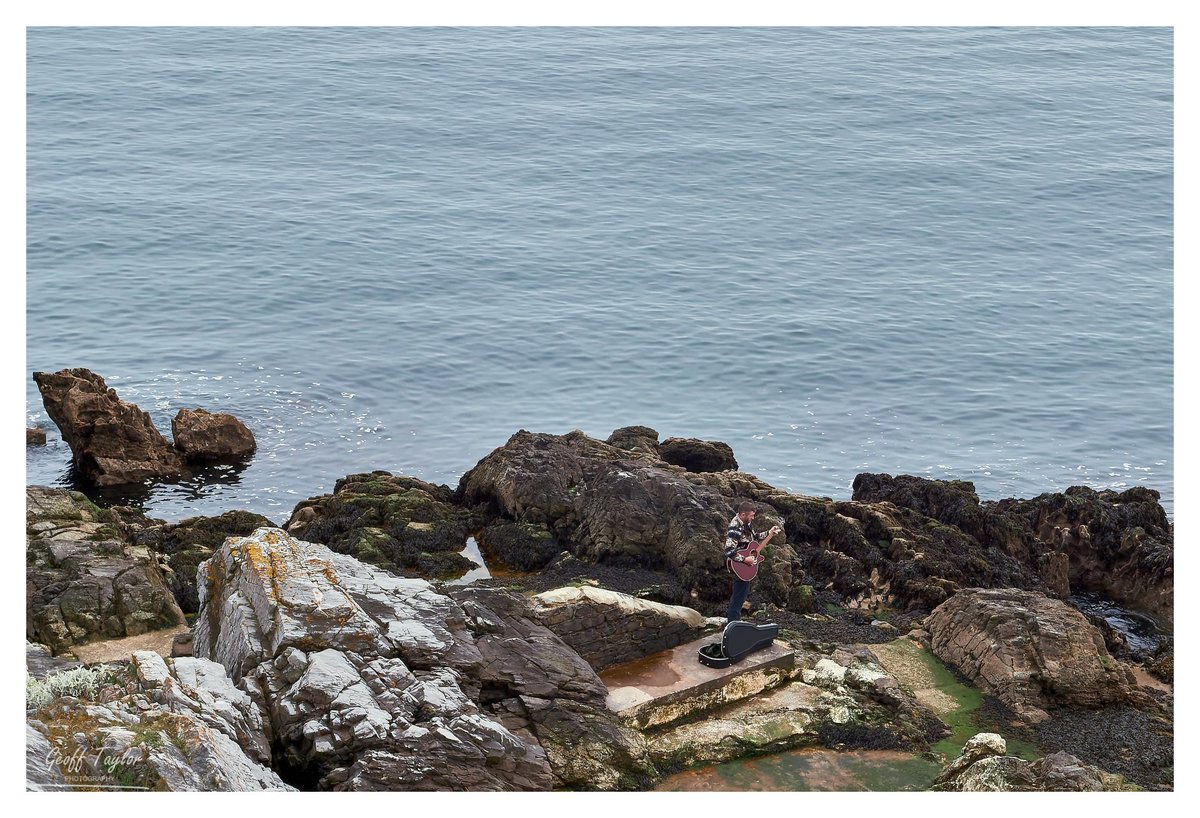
[723,515,763,562]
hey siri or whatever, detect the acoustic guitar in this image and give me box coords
[727,525,782,581]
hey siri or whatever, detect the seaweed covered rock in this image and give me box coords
[285,471,475,579]
[926,588,1137,722]
[32,368,186,486]
[853,474,1173,626]
[476,520,563,571]
[133,510,276,613]
[27,652,291,791]
[657,437,738,472]
[171,407,256,463]
[26,487,186,654]
[192,528,654,790]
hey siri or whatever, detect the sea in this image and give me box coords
[26,27,1174,523]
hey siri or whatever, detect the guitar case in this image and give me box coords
[697,621,779,668]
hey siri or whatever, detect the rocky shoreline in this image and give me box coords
[25,386,1174,792]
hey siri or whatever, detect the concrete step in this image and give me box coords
[600,634,796,730]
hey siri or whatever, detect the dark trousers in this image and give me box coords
[726,577,752,621]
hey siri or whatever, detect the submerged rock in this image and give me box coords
[32,368,186,486]
[192,527,653,790]
[26,487,186,654]
[926,588,1138,722]
[172,407,256,463]
[285,471,476,579]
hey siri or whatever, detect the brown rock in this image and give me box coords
[27,427,47,445]
[605,426,660,455]
[926,587,1137,722]
[172,407,256,463]
[33,368,186,486]
[658,437,738,472]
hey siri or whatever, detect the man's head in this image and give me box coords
[737,501,756,523]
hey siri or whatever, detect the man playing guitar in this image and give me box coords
[723,501,782,622]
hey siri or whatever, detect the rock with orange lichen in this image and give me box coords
[193,528,652,790]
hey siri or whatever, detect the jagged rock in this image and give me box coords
[926,588,1137,722]
[26,487,186,654]
[32,368,186,486]
[27,426,47,446]
[133,509,275,614]
[285,471,475,579]
[28,652,291,791]
[457,430,803,610]
[933,733,1132,791]
[476,520,562,571]
[171,407,256,463]
[853,474,1173,626]
[530,586,708,671]
[26,722,68,791]
[193,528,652,790]
[605,426,660,455]
[658,437,738,472]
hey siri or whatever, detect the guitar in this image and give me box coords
[727,525,783,581]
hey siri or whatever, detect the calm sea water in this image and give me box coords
[26,28,1173,522]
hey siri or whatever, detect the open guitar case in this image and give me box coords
[697,621,779,668]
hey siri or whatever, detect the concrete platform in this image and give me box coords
[600,634,796,730]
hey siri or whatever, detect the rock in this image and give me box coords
[171,407,256,463]
[926,588,1137,722]
[26,642,82,680]
[476,520,562,571]
[26,487,187,654]
[28,652,292,791]
[27,426,47,445]
[133,509,275,614]
[193,528,653,790]
[32,368,186,486]
[26,722,68,790]
[933,733,1133,791]
[530,586,707,671]
[457,430,803,611]
[605,426,660,455]
[171,632,194,657]
[657,437,738,472]
[853,474,1173,626]
[285,471,475,579]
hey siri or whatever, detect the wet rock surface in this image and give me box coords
[476,520,562,571]
[285,471,476,579]
[171,407,257,463]
[27,426,47,446]
[33,368,186,486]
[926,588,1137,722]
[192,527,653,790]
[26,487,187,654]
